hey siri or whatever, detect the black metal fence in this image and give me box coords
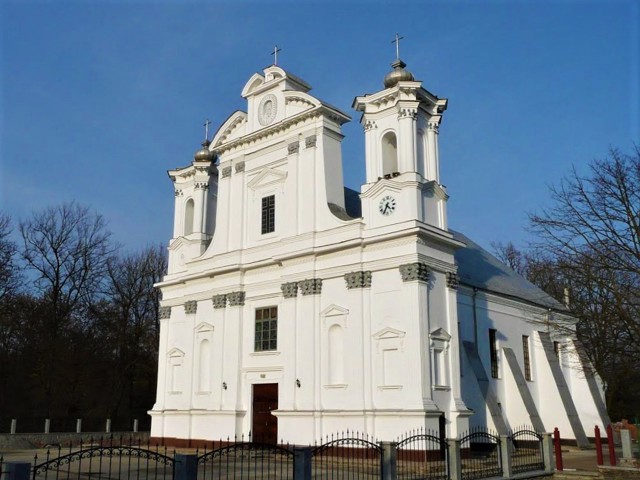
[459,427,502,480]
[396,429,448,480]
[197,438,294,480]
[311,431,382,479]
[1,429,550,480]
[508,427,544,474]
[30,436,174,480]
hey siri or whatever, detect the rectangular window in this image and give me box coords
[255,306,278,351]
[489,329,499,378]
[522,335,532,381]
[261,195,275,234]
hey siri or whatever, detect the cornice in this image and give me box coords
[212,105,348,156]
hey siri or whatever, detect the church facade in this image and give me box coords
[149,60,609,446]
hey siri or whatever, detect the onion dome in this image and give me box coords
[194,139,214,162]
[383,59,415,88]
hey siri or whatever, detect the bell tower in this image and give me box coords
[353,47,449,230]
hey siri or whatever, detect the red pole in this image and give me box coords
[594,426,604,465]
[554,427,563,471]
[606,424,616,466]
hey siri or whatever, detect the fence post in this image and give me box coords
[380,442,397,480]
[499,435,512,478]
[606,424,616,466]
[293,447,312,480]
[10,419,16,434]
[541,433,554,473]
[448,439,462,480]
[44,418,50,434]
[76,419,82,434]
[553,428,563,471]
[4,462,31,480]
[620,429,633,464]
[133,419,139,433]
[594,426,604,465]
[106,419,111,434]
[174,454,197,480]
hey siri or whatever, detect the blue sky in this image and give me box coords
[1,0,638,253]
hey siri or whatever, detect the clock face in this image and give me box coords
[258,94,278,126]
[379,195,396,216]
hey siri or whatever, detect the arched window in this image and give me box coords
[184,198,195,235]
[328,324,345,384]
[198,339,211,392]
[381,132,398,176]
[416,130,426,177]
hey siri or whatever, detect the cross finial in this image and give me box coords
[271,45,282,65]
[203,119,211,141]
[392,33,404,60]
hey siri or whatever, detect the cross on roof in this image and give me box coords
[203,119,211,141]
[271,45,282,65]
[392,33,404,60]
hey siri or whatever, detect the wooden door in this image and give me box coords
[252,383,278,444]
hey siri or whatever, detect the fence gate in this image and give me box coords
[197,442,294,480]
[459,427,502,480]
[508,428,544,474]
[396,432,449,480]
[311,433,382,479]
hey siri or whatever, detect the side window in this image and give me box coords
[261,195,275,234]
[255,306,278,351]
[522,335,532,381]
[489,329,499,378]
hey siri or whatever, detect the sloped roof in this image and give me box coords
[451,229,568,312]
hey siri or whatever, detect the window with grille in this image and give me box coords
[255,307,277,352]
[523,335,532,381]
[261,195,275,234]
[489,329,499,378]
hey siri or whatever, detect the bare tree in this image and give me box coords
[527,146,640,419]
[0,212,21,303]
[19,202,116,416]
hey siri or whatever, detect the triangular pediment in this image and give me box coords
[167,347,185,358]
[195,322,214,333]
[320,304,349,317]
[430,328,451,341]
[372,327,406,340]
[248,168,288,190]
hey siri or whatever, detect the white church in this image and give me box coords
[148,55,609,447]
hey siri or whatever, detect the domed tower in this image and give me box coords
[167,132,219,273]
[353,50,448,230]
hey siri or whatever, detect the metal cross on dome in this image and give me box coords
[271,45,282,65]
[392,33,404,60]
[203,119,211,141]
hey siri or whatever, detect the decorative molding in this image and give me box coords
[299,278,322,295]
[399,262,429,282]
[364,119,377,131]
[398,108,418,119]
[235,161,245,173]
[184,300,198,314]
[305,135,317,148]
[221,166,232,178]
[211,294,227,309]
[344,271,372,289]
[159,306,172,319]
[228,291,246,306]
[287,142,300,154]
[427,122,440,134]
[194,182,208,190]
[281,282,299,298]
[174,189,183,197]
[446,272,459,290]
